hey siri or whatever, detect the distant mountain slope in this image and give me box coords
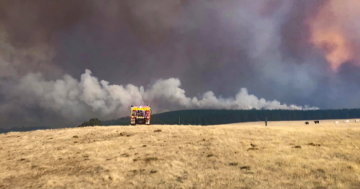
[102,109,360,126]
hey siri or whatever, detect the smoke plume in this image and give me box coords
[0,0,359,129]
[309,0,360,71]
[2,69,317,128]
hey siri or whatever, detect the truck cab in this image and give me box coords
[131,105,151,125]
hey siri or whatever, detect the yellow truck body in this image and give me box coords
[130,105,151,125]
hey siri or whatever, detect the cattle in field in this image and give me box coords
[314,120,319,124]
[344,120,350,123]
[305,122,309,125]
[335,121,339,124]
[355,120,359,123]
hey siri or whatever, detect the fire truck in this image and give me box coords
[130,105,151,125]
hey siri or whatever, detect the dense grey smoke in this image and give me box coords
[1,69,317,128]
[0,0,359,129]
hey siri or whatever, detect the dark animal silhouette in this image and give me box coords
[305,122,309,125]
[314,120,319,124]
[250,143,257,148]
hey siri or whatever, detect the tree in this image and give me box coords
[78,118,102,127]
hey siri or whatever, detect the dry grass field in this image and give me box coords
[1,119,360,189]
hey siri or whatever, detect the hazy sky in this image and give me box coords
[0,0,359,129]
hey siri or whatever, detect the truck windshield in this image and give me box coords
[137,110,144,116]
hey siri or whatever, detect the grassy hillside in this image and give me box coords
[102,109,360,126]
[1,120,360,188]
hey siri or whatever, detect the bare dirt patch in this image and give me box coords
[229,162,238,166]
[308,143,321,146]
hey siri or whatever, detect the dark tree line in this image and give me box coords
[78,118,102,127]
[102,109,360,126]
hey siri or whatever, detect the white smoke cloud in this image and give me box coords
[5,69,318,123]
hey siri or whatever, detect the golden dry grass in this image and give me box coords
[1,119,360,189]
